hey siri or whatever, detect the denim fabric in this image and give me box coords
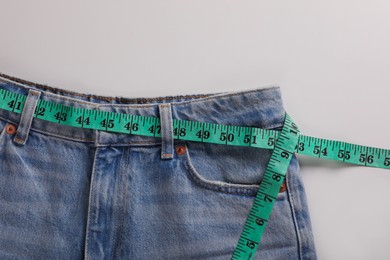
[0,72,317,259]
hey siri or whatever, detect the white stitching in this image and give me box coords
[286,161,304,260]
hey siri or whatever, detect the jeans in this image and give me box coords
[0,72,317,259]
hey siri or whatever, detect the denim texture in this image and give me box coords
[0,73,317,259]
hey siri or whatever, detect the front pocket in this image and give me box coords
[178,138,286,197]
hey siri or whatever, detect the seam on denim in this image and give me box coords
[111,149,125,260]
[94,125,99,148]
[99,140,188,147]
[0,122,6,151]
[169,87,280,107]
[95,86,280,108]
[75,90,280,109]
[182,143,260,196]
[264,122,284,130]
[0,73,281,109]
[115,148,129,260]
[29,126,96,142]
[32,128,96,142]
[0,72,281,104]
[0,123,5,138]
[43,92,101,107]
[97,104,158,108]
[0,117,13,125]
[286,166,304,260]
[84,147,100,260]
[0,116,98,142]
[96,141,162,147]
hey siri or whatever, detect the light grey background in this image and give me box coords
[1,1,390,259]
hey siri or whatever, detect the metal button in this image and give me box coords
[279,181,287,193]
[5,124,17,135]
[176,145,186,155]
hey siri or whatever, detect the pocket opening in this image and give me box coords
[178,140,287,197]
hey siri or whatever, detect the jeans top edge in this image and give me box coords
[0,72,285,145]
[0,72,280,106]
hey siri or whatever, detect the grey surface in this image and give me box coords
[1,1,390,259]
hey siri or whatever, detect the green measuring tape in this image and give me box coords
[1,88,389,259]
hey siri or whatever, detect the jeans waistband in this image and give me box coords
[0,72,286,149]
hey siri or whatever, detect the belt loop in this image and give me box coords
[14,89,41,145]
[158,103,174,160]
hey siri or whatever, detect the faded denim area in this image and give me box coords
[0,73,317,259]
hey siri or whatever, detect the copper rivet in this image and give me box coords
[5,124,17,135]
[176,145,186,155]
[279,181,287,193]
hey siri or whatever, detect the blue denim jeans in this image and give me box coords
[0,73,317,259]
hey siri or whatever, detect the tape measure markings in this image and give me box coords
[232,113,300,259]
[1,88,389,171]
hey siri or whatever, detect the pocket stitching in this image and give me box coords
[181,142,262,196]
[0,120,8,150]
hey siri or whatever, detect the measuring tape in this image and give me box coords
[1,88,390,259]
[231,113,299,259]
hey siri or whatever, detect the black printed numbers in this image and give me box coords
[196,130,210,140]
[384,157,390,167]
[289,122,299,136]
[338,150,351,160]
[7,99,22,111]
[76,116,90,126]
[54,112,67,122]
[148,125,161,135]
[173,127,186,137]
[313,145,328,156]
[36,107,45,116]
[281,151,290,159]
[100,119,114,129]
[263,195,273,203]
[272,174,282,182]
[246,241,255,249]
[360,154,374,164]
[243,134,257,144]
[255,218,265,226]
[220,132,234,142]
[124,122,139,132]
